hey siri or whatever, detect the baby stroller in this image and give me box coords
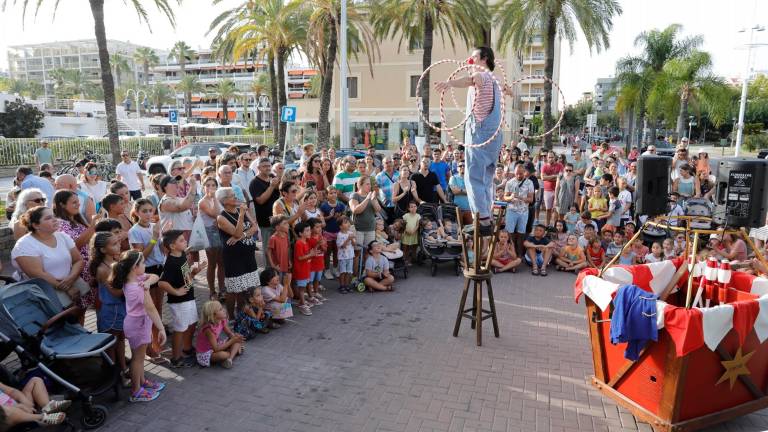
[417,202,462,276]
[0,279,119,430]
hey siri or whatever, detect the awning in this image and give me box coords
[194,111,237,120]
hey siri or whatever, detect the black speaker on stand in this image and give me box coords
[636,155,672,217]
[713,158,768,228]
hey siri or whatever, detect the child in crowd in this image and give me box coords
[440,219,459,243]
[95,218,125,239]
[588,187,608,231]
[575,211,596,236]
[631,240,649,264]
[267,216,292,294]
[663,238,677,259]
[0,379,70,427]
[465,238,476,268]
[90,232,128,384]
[605,230,625,261]
[586,238,606,269]
[552,220,569,255]
[102,193,132,250]
[110,250,165,402]
[491,231,521,273]
[602,187,624,231]
[579,224,598,249]
[674,233,687,255]
[600,227,614,250]
[307,218,328,302]
[401,201,421,265]
[302,191,324,226]
[564,205,580,233]
[645,242,664,263]
[375,218,403,260]
[618,241,637,265]
[158,230,206,368]
[233,286,274,339]
[422,220,440,243]
[556,234,587,273]
[336,216,356,294]
[293,222,316,315]
[363,241,395,291]
[388,219,404,244]
[320,186,346,279]
[195,301,244,369]
[260,267,293,320]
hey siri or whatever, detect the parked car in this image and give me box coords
[757,149,768,159]
[641,139,676,157]
[145,142,251,175]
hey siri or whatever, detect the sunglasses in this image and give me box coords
[289,189,298,193]
[172,167,182,171]
[28,197,46,204]
[87,170,98,176]
[458,164,465,168]
[121,154,129,157]
[565,169,573,172]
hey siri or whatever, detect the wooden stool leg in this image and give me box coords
[475,279,483,346]
[453,278,471,337]
[486,279,500,338]
[470,282,477,330]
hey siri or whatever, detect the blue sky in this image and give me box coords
[1,0,766,106]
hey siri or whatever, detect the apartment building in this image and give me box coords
[594,77,618,113]
[518,34,562,120]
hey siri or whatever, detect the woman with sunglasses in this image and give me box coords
[301,154,327,192]
[10,188,48,240]
[553,163,579,221]
[79,162,109,211]
[273,181,307,228]
[158,175,196,259]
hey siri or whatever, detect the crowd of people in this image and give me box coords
[1,134,767,425]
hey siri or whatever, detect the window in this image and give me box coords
[534,69,544,76]
[409,75,421,98]
[347,77,358,99]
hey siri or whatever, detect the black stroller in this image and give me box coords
[0,279,120,430]
[417,203,462,276]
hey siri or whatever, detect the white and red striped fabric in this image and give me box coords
[575,261,768,357]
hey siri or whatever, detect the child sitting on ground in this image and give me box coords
[336,216,356,294]
[618,241,637,265]
[564,205,580,233]
[364,240,395,292]
[556,234,587,273]
[605,230,624,261]
[491,231,521,273]
[260,267,293,321]
[662,238,677,259]
[586,238,606,269]
[195,300,244,369]
[233,286,275,339]
[645,242,664,263]
[632,240,649,264]
[575,211,596,237]
[578,224,598,249]
[0,378,70,427]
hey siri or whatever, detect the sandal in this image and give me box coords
[511,267,517,274]
[540,268,548,276]
[42,399,72,414]
[39,412,66,426]
[531,267,540,276]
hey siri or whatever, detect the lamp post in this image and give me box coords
[688,115,695,141]
[257,95,271,147]
[125,89,147,122]
[735,24,766,157]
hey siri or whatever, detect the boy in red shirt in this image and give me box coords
[307,218,327,304]
[292,222,317,316]
[268,216,293,297]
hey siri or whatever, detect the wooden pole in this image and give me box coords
[685,231,699,309]
[457,207,469,270]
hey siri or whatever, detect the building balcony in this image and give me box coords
[523,57,545,65]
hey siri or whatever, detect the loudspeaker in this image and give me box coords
[636,155,672,217]
[713,158,768,228]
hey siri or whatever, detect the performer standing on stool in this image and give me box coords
[435,47,512,236]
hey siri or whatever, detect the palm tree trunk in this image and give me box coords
[676,88,689,139]
[114,69,122,89]
[268,52,279,147]
[89,0,120,164]
[185,91,192,119]
[625,107,634,151]
[543,14,556,150]
[143,62,150,86]
[222,100,229,125]
[419,10,434,139]
[277,47,288,149]
[318,18,338,148]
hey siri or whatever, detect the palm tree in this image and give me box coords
[614,24,703,143]
[169,41,196,76]
[495,0,622,149]
[110,52,130,88]
[209,0,305,149]
[149,82,174,116]
[24,81,44,99]
[50,69,98,99]
[0,78,27,95]
[134,47,160,86]
[176,75,202,119]
[250,73,271,130]
[370,0,488,138]
[211,79,238,125]
[1,0,179,164]
[305,0,378,147]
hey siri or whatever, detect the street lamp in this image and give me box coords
[256,94,271,146]
[688,115,696,141]
[126,88,147,122]
[735,24,766,157]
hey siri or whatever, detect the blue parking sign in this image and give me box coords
[280,106,296,123]
[169,110,178,123]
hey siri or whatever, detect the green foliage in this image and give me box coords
[597,112,620,129]
[744,133,768,152]
[745,123,764,135]
[0,99,45,138]
[562,100,594,129]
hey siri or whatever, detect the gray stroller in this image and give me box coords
[0,279,119,429]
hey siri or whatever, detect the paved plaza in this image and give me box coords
[90,264,768,432]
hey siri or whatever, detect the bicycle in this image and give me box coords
[55,150,116,181]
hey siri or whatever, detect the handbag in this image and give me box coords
[188,214,210,251]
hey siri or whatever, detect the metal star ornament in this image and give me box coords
[716,348,755,389]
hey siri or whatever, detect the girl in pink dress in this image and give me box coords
[110,250,166,402]
[195,300,244,368]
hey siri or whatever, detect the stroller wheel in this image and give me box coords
[431,263,437,277]
[454,261,461,276]
[81,404,108,430]
[356,282,366,293]
[404,267,408,278]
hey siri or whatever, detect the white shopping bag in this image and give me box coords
[188,215,210,251]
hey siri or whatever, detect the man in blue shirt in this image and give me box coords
[16,166,55,206]
[375,157,400,223]
[429,148,451,192]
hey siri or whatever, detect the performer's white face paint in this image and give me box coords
[470,49,486,69]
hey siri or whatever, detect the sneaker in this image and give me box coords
[268,320,281,329]
[315,293,327,302]
[143,379,166,392]
[298,304,313,316]
[222,358,233,369]
[170,357,194,368]
[333,266,340,277]
[129,386,160,403]
[338,285,348,294]
[42,399,71,414]
[38,412,66,426]
[324,269,335,280]
[308,296,322,306]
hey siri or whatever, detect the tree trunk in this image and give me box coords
[419,10,434,139]
[317,17,338,148]
[143,62,150,86]
[185,91,192,119]
[89,0,120,164]
[676,87,689,139]
[625,106,634,152]
[114,68,122,89]
[543,14,556,150]
[268,52,279,147]
[277,47,288,149]
[222,99,229,125]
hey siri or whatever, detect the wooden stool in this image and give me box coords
[452,209,504,346]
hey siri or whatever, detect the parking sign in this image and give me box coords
[280,106,296,123]
[169,110,178,123]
